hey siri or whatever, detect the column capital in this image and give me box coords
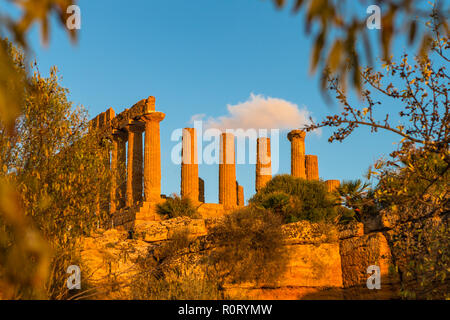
[124,120,145,133]
[112,128,127,140]
[141,111,166,123]
[287,129,306,142]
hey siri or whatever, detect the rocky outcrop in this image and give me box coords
[133,217,207,242]
[81,217,400,300]
[339,232,400,299]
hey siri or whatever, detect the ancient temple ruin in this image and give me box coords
[91,96,340,223]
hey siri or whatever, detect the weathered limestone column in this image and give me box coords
[110,137,118,213]
[181,128,199,202]
[198,178,205,203]
[256,137,272,192]
[117,134,127,209]
[236,182,244,207]
[287,130,306,178]
[133,129,143,203]
[219,132,236,209]
[110,132,127,213]
[305,155,319,181]
[141,112,166,202]
[125,123,144,206]
[325,180,340,193]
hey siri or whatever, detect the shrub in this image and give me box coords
[131,229,224,300]
[156,194,199,219]
[208,206,288,286]
[334,179,378,223]
[250,174,338,223]
[0,41,111,299]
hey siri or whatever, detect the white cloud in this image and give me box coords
[191,93,315,132]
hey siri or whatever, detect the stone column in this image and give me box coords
[117,134,127,209]
[219,132,236,209]
[325,180,340,193]
[141,112,166,202]
[133,129,143,203]
[256,137,272,192]
[110,137,118,213]
[305,155,319,181]
[198,178,205,203]
[236,182,244,207]
[125,123,144,207]
[181,128,199,202]
[287,130,306,178]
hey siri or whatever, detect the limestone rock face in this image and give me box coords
[197,203,226,219]
[339,232,400,299]
[81,217,399,300]
[81,228,153,299]
[282,221,338,245]
[225,242,343,300]
[338,221,364,240]
[281,243,343,288]
[134,217,207,243]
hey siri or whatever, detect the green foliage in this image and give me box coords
[0,1,79,300]
[0,1,78,132]
[388,217,449,299]
[374,148,449,213]
[131,229,224,300]
[272,1,448,93]
[303,12,449,298]
[156,194,199,219]
[371,148,449,299]
[208,206,288,285]
[0,41,110,299]
[250,174,339,223]
[334,179,378,222]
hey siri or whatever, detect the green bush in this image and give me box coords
[249,174,339,223]
[208,206,288,285]
[156,194,199,219]
[131,229,224,300]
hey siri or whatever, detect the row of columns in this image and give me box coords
[287,129,319,181]
[179,128,333,207]
[219,133,237,208]
[119,125,336,213]
[288,129,340,192]
[181,128,199,202]
[104,103,344,214]
[110,111,165,211]
[180,130,274,209]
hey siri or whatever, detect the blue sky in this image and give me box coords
[3,0,419,203]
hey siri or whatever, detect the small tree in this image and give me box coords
[306,12,448,217]
[0,41,111,299]
[131,229,224,300]
[250,174,339,223]
[208,206,288,286]
[334,179,378,222]
[305,14,449,298]
[156,194,199,219]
